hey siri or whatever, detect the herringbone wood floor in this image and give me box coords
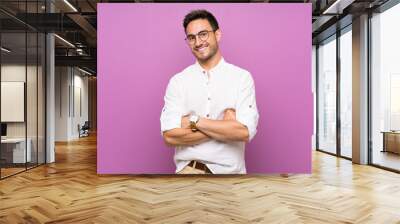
[1,134,400,224]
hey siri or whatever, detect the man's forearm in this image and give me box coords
[163,128,210,147]
[196,118,249,142]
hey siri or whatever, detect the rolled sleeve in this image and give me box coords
[160,77,184,135]
[235,72,259,142]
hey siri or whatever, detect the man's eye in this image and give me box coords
[187,36,195,40]
[199,32,207,37]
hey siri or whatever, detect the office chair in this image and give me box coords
[79,121,90,138]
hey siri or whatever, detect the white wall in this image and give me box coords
[55,66,89,141]
[55,66,69,141]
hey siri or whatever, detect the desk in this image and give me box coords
[381,131,400,154]
[1,138,32,164]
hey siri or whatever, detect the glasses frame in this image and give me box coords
[184,29,216,45]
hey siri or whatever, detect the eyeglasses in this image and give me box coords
[185,30,215,45]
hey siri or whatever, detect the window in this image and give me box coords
[317,35,337,154]
[340,27,352,158]
[370,2,400,171]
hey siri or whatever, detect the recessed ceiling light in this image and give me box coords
[78,67,93,76]
[54,34,75,48]
[63,0,78,12]
[323,0,354,15]
[1,47,11,53]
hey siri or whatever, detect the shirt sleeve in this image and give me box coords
[160,77,184,136]
[235,72,260,142]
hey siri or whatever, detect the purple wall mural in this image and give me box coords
[98,3,312,174]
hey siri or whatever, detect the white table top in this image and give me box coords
[1,138,31,143]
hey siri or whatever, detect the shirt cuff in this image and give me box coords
[236,113,258,141]
[160,117,181,136]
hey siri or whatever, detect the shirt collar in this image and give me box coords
[195,57,226,74]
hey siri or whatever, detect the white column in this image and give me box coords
[45,0,55,163]
[352,14,369,164]
[46,32,55,163]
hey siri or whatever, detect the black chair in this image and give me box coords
[79,121,90,138]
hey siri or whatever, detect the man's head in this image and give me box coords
[183,10,222,63]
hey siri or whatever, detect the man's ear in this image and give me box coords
[215,29,222,42]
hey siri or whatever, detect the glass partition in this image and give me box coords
[317,35,337,154]
[27,30,38,169]
[1,31,28,177]
[0,1,46,179]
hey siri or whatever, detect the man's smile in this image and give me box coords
[195,44,208,53]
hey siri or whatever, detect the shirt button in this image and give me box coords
[208,97,211,100]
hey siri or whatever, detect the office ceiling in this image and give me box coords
[0,0,393,75]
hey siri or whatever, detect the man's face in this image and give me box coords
[185,19,221,62]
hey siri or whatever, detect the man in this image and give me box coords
[160,9,259,174]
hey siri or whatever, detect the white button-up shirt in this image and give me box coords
[160,58,259,174]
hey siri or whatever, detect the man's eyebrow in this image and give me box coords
[186,29,208,36]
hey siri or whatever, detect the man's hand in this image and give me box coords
[196,108,249,142]
[162,114,210,147]
[223,108,236,120]
[181,115,190,128]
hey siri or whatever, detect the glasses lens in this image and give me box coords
[186,35,195,44]
[198,31,209,41]
[186,31,211,44]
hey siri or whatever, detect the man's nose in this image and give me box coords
[194,36,202,47]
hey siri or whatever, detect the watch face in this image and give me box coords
[190,115,198,123]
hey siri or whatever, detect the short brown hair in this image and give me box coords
[183,9,219,33]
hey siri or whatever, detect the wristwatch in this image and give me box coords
[189,114,200,132]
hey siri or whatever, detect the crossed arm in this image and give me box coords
[162,109,249,147]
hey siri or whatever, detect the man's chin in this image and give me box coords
[195,54,211,62]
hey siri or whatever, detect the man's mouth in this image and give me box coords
[196,45,208,53]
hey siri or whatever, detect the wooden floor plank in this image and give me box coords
[1,134,400,223]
